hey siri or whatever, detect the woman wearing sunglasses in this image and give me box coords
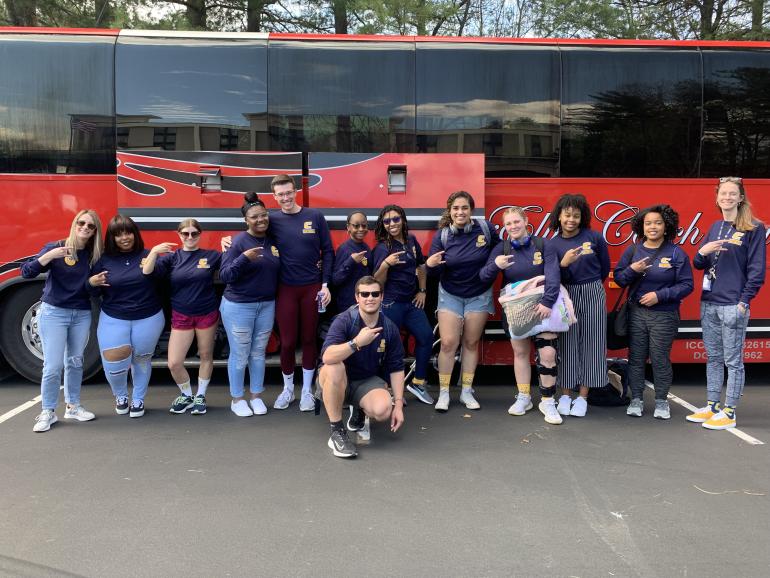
[22,210,103,432]
[142,219,222,415]
[333,211,372,312]
[88,215,164,418]
[687,177,766,430]
[372,205,434,405]
[219,193,281,417]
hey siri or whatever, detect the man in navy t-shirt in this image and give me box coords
[318,276,405,458]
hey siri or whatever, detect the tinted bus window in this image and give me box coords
[416,43,560,177]
[561,47,701,177]
[702,50,770,178]
[268,40,415,153]
[0,34,115,174]
[116,36,267,152]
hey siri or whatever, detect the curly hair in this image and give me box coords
[438,191,475,229]
[631,204,679,242]
[375,204,410,249]
[548,193,592,233]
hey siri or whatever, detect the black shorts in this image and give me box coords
[345,375,388,406]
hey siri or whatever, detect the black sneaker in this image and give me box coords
[346,405,365,431]
[115,396,129,415]
[129,401,145,418]
[191,394,207,415]
[169,395,194,414]
[327,428,357,458]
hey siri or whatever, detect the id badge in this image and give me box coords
[702,276,712,292]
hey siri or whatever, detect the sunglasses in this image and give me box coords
[348,223,367,229]
[179,231,201,238]
[719,176,743,184]
[76,220,96,231]
[357,290,382,298]
[382,216,401,225]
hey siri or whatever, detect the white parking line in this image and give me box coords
[0,395,42,424]
[645,380,765,446]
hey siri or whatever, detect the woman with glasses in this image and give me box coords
[426,191,499,412]
[615,205,693,420]
[219,193,281,417]
[88,215,164,418]
[142,219,222,415]
[687,177,766,430]
[22,210,103,432]
[333,211,372,312]
[372,205,434,405]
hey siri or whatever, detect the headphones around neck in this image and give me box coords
[449,220,474,234]
[511,235,531,249]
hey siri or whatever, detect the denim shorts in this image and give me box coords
[437,283,494,318]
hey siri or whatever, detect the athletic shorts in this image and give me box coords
[171,309,220,331]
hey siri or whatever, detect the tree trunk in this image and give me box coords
[699,0,715,39]
[186,0,208,30]
[332,0,348,34]
[247,0,262,31]
[751,0,764,36]
[95,0,114,27]
[7,0,37,26]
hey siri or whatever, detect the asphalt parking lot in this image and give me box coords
[1,366,769,578]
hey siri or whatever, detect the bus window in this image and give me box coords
[267,40,415,154]
[560,47,701,178]
[0,34,115,174]
[701,49,770,178]
[416,43,560,178]
[116,35,268,152]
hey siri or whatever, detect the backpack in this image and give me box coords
[587,358,631,407]
[439,219,492,249]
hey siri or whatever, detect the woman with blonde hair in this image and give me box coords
[21,209,103,432]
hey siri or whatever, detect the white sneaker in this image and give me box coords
[570,396,588,417]
[626,398,643,417]
[508,394,533,416]
[299,391,316,412]
[33,409,57,432]
[435,390,450,412]
[459,388,480,410]
[557,395,572,416]
[64,405,96,422]
[274,388,295,410]
[231,399,254,417]
[539,398,563,425]
[249,398,267,415]
[654,400,671,420]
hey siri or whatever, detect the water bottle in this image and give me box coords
[317,291,326,313]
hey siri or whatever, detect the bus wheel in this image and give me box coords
[0,284,101,383]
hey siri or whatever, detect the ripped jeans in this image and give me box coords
[220,297,275,398]
[97,310,165,403]
[38,303,92,410]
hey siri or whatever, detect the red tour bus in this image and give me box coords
[1,28,769,382]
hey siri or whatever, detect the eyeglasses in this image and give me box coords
[357,290,382,298]
[76,220,96,231]
[179,231,201,238]
[382,216,401,225]
[348,223,367,229]
[719,176,743,184]
[274,191,295,198]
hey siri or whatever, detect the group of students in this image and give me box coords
[24,175,765,459]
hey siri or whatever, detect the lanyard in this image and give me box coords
[708,220,733,279]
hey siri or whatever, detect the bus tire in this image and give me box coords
[0,283,102,384]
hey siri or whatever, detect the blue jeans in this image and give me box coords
[701,302,750,407]
[97,310,165,403]
[220,297,275,398]
[381,300,433,381]
[38,303,92,410]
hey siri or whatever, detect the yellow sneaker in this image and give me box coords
[702,410,736,430]
[686,404,718,423]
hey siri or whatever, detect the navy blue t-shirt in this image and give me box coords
[321,309,404,381]
[220,232,280,303]
[90,250,162,320]
[21,241,92,310]
[428,220,500,298]
[153,249,222,316]
[549,229,611,285]
[372,235,424,304]
[269,208,334,286]
[693,220,767,306]
[615,242,694,312]
[479,238,561,308]
[332,238,372,311]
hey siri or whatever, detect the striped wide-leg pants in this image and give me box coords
[557,280,607,390]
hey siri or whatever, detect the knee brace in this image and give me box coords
[534,337,558,377]
[539,384,556,398]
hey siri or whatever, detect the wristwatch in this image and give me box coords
[348,339,360,352]
[418,288,427,293]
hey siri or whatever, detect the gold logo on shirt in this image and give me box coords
[271,246,280,257]
[476,235,487,248]
[64,256,76,266]
[532,251,543,265]
[377,339,386,353]
[302,221,316,234]
[659,257,672,269]
[580,242,594,254]
[728,232,745,245]
[361,256,368,266]
[197,258,210,269]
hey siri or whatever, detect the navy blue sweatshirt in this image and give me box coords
[321,310,404,381]
[153,249,222,316]
[90,250,162,320]
[332,238,372,311]
[693,220,767,306]
[614,242,694,312]
[427,220,500,298]
[549,229,611,284]
[219,232,280,303]
[269,208,334,286]
[372,235,424,304]
[479,238,561,308]
[21,241,92,310]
